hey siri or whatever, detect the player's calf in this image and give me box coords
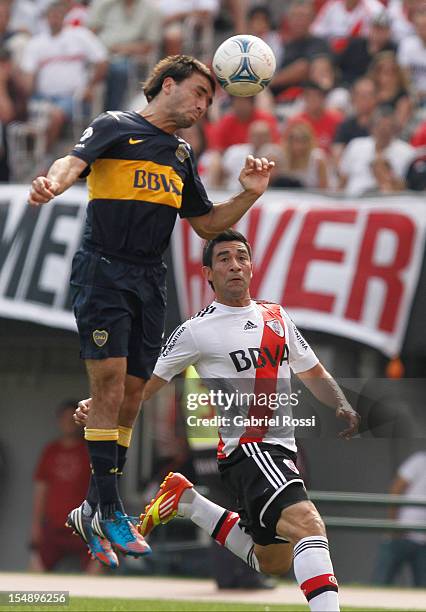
[254,543,293,576]
[277,501,339,612]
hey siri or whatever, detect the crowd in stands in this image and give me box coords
[0,0,425,193]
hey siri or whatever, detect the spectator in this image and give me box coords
[289,80,343,153]
[8,0,44,35]
[19,0,107,148]
[255,142,287,185]
[64,0,90,27]
[368,51,412,131]
[0,0,30,64]
[29,400,100,573]
[332,77,378,165]
[209,96,280,151]
[309,54,350,113]
[157,0,219,57]
[398,7,426,106]
[337,10,397,86]
[213,119,275,189]
[0,0,16,46]
[246,5,283,66]
[405,147,426,190]
[0,46,26,181]
[311,0,383,53]
[270,0,331,101]
[388,0,418,44]
[87,0,162,110]
[177,122,217,188]
[373,451,426,587]
[339,105,416,195]
[272,120,330,189]
[411,119,426,147]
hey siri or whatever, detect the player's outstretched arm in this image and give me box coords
[297,362,360,439]
[28,155,88,206]
[188,155,274,239]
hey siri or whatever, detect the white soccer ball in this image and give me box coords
[212,34,276,97]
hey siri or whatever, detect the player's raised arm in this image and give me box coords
[28,155,88,206]
[297,362,360,439]
[187,155,274,239]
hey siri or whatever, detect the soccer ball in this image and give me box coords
[212,34,276,97]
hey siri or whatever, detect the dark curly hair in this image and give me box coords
[143,55,216,102]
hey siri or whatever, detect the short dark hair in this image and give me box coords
[202,230,252,268]
[143,55,216,102]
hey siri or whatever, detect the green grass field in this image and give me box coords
[0,598,417,612]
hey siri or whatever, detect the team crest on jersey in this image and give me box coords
[93,330,108,347]
[266,319,284,337]
[175,143,189,163]
[283,459,299,474]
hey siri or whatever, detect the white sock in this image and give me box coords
[178,489,259,571]
[293,536,339,612]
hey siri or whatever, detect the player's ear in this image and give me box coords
[202,265,212,284]
[162,76,176,95]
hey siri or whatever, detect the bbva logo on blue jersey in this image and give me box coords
[133,169,182,195]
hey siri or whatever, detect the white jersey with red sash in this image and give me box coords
[153,300,319,459]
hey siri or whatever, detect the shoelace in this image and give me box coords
[110,513,139,543]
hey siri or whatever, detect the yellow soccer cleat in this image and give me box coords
[138,472,193,537]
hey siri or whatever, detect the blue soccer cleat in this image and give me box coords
[91,510,152,557]
[66,505,119,569]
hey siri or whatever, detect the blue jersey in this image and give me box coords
[71,111,212,263]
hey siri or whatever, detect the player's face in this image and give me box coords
[205,241,253,302]
[166,73,213,128]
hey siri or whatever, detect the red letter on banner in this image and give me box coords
[284,210,357,311]
[345,213,415,332]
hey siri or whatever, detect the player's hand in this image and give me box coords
[239,155,275,197]
[28,176,60,206]
[73,397,92,427]
[336,404,360,439]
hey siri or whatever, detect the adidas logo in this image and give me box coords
[244,320,257,330]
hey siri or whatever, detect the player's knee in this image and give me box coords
[277,502,326,543]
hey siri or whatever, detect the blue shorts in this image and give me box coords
[70,249,167,379]
[32,94,74,118]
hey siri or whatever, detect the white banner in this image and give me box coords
[172,191,426,357]
[0,186,425,355]
[0,185,87,331]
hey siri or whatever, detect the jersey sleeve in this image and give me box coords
[153,322,200,382]
[70,112,122,170]
[281,308,319,373]
[179,148,213,218]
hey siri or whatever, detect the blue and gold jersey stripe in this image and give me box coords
[87,159,184,209]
